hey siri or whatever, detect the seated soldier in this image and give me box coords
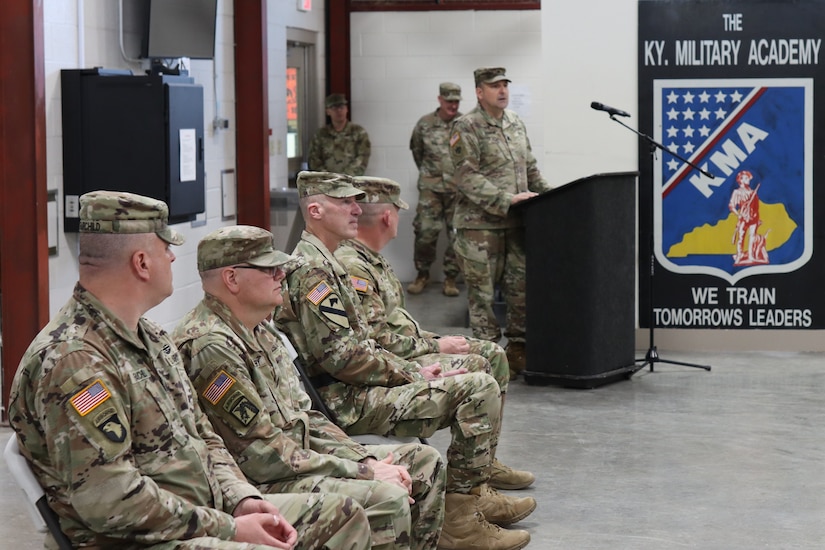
[8,190,370,550]
[173,225,446,550]
[335,175,534,491]
[274,171,535,550]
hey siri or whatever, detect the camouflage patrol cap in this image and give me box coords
[197,225,294,272]
[353,176,409,210]
[439,82,462,101]
[325,93,348,108]
[78,190,184,245]
[297,171,365,200]
[474,67,511,87]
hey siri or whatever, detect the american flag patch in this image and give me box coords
[307,281,332,305]
[450,132,461,147]
[203,371,235,405]
[70,380,111,416]
[351,276,369,293]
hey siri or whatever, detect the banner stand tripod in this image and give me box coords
[593,103,712,374]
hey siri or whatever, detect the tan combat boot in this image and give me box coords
[505,341,526,380]
[438,492,531,550]
[489,458,536,490]
[407,272,429,294]
[443,277,460,297]
[471,483,536,526]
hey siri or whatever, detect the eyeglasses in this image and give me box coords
[231,265,280,277]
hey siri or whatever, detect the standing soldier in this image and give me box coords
[450,68,552,380]
[308,93,371,176]
[408,83,463,297]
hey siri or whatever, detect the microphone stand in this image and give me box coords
[603,113,712,374]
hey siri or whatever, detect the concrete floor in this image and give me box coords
[3,281,825,548]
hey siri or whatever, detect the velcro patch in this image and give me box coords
[70,379,111,417]
[307,281,333,305]
[351,276,369,294]
[203,370,235,405]
[223,390,260,426]
[93,407,127,443]
[319,294,350,328]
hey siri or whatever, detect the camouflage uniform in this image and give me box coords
[450,93,551,345]
[308,123,371,176]
[409,106,462,279]
[8,282,369,550]
[275,230,501,494]
[8,191,369,550]
[174,293,446,550]
[335,238,509,393]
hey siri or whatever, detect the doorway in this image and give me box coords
[286,33,317,187]
[276,30,317,253]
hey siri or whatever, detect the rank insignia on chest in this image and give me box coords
[203,370,236,405]
[350,276,369,294]
[70,379,111,416]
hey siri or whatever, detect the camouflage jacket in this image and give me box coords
[335,239,440,359]
[8,283,259,547]
[409,109,461,192]
[173,294,375,486]
[308,122,371,176]
[450,104,551,229]
[274,231,424,427]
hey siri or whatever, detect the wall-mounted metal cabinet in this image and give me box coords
[61,68,205,230]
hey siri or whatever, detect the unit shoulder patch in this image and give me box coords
[222,390,260,426]
[92,407,127,443]
[318,293,350,329]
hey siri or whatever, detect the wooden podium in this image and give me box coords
[514,172,638,388]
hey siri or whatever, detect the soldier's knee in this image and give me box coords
[459,371,500,399]
[372,481,413,510]
[460,354,492,376]
[325,493,369,522]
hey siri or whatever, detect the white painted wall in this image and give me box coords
[350,9,544,282]
[543,0,639,182]
[42,0,324,330]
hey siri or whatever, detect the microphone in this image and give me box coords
[591,101,631,118]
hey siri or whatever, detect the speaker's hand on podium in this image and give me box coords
[511,191,538,205]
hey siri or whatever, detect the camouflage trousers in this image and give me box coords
[257,442,446,550]
[342,372,501,494]
[412,187,460,278]
[140,492,370,550]
[409,337,509,393]
[453,228,526,344]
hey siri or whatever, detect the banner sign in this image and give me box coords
[638,0,825,329]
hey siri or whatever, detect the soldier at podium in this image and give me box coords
[449,67,551,380]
